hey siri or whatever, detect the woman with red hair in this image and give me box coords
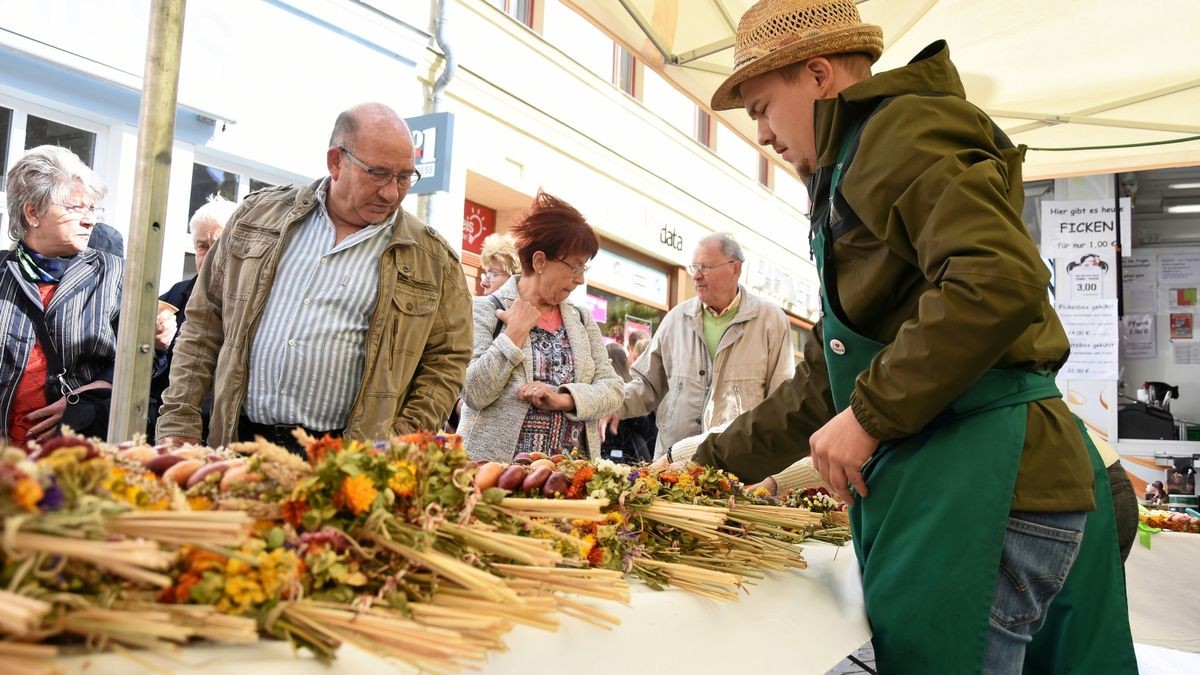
[458,193,623,461]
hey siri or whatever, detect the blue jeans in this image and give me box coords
[983,510,1087,674]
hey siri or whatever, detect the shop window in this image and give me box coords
[758,155,771,187]
[189,163,239,233]
[493,0,535,28]
[0,106,11,175]
[587,287,666,354]
[249,178,275,194]
[614,45,637,97]
[25,114,96,168]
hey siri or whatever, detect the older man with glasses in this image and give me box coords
[156,102,471,455]
[607,232,795,465]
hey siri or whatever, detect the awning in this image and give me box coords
[563,0,1200,180]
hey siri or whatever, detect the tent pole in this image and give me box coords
[108,0,187,443]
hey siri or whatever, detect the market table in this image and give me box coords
[58,542,871,674]
[1126,530,1200,653]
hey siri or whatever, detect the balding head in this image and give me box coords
[325,102,417,230]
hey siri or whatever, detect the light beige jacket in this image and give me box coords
[620,287,795,457]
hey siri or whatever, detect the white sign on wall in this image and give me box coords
[588,248,670,306]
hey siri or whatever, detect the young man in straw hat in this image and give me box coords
[691,0,1137,671]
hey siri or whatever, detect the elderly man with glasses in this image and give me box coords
[607,232,795,464]
[156,102,471,455]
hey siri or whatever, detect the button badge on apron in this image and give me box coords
[829,339,846,355]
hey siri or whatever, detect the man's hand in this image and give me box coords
[746,475,778,496]
[599,413,620,441]
[154,310,178,352]
[810,407,879,503]
[497,298,540,347]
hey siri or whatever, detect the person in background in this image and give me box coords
[146,195,237,439]
[627,336,650,365]
[157,102,472,454]
[611,232,795,459]
[625,329,648,356]
[691,1,1135,670]
[458,193,623,461]
[1,145,120,443]
[1145,480,1168,505]
[479,233,520,296]
[87,221,124,258]
[599,343,653,464]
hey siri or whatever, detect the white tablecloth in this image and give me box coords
[59,542,871,674]
[1126,530,1200,653]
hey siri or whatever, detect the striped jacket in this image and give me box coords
[0,248,123,439]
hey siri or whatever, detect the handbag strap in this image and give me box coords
[9,271,75,403]
[489,294,506,340]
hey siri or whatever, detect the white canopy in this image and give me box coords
[563,0,1200,180]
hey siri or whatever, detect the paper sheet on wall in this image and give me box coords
[1169,313,1194,340]
[1121,314,1156,360]
[1056,301,1119,380]
[1121,256,1157,312]
[1167,287,1198,312]
[1173,342,1200,365]
[1158,254,1200,286]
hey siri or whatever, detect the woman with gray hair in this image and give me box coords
[1,145,121,444]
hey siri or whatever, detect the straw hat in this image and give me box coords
[711,0,884,110]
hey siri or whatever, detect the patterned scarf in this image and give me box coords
[15,242,76,283]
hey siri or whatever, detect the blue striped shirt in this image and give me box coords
[244,180,392,429]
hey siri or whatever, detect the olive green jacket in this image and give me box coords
[697,42,1094,511]
[156,181,472,446]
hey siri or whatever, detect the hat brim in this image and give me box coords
[710,24,884,111]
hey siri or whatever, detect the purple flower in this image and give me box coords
[37,480,65,511]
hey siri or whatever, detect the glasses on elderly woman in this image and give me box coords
[481,269,509,281]
[58,203,105,221]
[552,258,591,276]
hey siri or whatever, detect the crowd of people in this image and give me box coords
[1,0,1140,669]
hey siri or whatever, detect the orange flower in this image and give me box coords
[587,542,606,567]
[305,435,343,465]
[333,474,378,515]
[281,498,310,527]
[398,431,438,445]
[659,472,679,485]
[12,478,44,512]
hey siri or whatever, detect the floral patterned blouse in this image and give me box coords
[515,324,586,455]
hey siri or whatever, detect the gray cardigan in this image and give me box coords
[458,276,623,462]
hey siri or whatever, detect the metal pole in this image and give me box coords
[108,0,187,442]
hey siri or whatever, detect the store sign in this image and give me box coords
[589,248,669,306]
[462,199,496,255]
[405,112,454,195]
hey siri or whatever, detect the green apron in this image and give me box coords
[817,130,1138,673]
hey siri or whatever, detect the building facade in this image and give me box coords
[0,0,818,354]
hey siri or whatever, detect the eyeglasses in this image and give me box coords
[58,203,105,221]
[553,258,590,276]
[339,146,421,188]
[687,260,737,275]
[482,269,509,281]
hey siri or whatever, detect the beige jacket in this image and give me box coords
[458,276,624,462]
[156,181,472,446]
[620,287,795,457]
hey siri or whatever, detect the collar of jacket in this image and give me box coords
[812,40,965,170]
[284,178,422,249]
[493,274,580,314]
[683,285,761,323]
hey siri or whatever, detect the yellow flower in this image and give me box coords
[604,512,626,526]
[334,474,379,515]
[578,534,597,559]
[675,473,695,491]
[12,478,44,511]
[224,576,266,611]
[188,496,213,511]
[387,460,417,497]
